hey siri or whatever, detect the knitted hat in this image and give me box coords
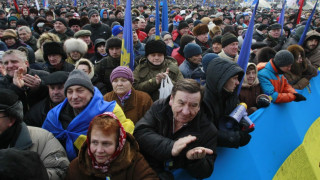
[8,16,18,23]
[186,18,193,24]
[294,25,306,39]
[110,66,134,83]
[273,50,294,67]
[193,24,209,36]
[145,40,167,56]
[202,53,219,73]
[0,89,23,122]
[42,71,69,85]
[268,23,281,31]
[257,24,268,31]
[145,24,155,34]
[74,30,91,38]
[55,18,68,27]
[106,37,122,52]
[64,69,94,95]
[178,21,189,31]
[112,25,124,36]
[2,29,17,39]
[221,32,238,48]
[183,43,202,58]
[43,41,67,62]
[88,9,99,19]
[212,35,222,44]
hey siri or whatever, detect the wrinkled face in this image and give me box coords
[108,47,121,59]
[212,43,222,53]
[54,21,67,33]
[70,51,81,61]
[79,36,91,45]
[169,91,201,126]
[90,127,117,164]
[279,64,292,73]
[2,54,28,77]
[18,29,31,42]
[77,64,90,75]
[223,42,239,57]
[112,77,132,97]
[4,37,16,47]
[147,53,165,65]
[97,44,106,54]
[90,14,100,24]
[246,69,256,85]
[148,27,156,36]
[224,75,240,92]
[197,33,208,43]
[138,19,146,29]
[188,54,202,65]
[269,29,281,38]
[0,112,15,135]
[179,27,189,35]
[48,84,65,103]
[48,54,62,66]
[71,25,81,32]
[67,85,93,110]
[306,39,319,51]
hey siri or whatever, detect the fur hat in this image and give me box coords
[75,58,95,79]
[37,32,61,49]
[68,18,81,27]
[200,17,211,25]
[64,69,94,95]
[0,89,23,122]
[287,44,305,61]
[209,26,222,38]
[106,37,122,52]
[110,66,134,83]
[256,47,276,63]
[273,50,294,67]
[221,32,238,48]
[193,24,209,36]
[43,41,67,62]
[64,38,88,56]
[183,43,202,58]
[42,71,69,85]
[2,29,17,39]
[145,40,167,56]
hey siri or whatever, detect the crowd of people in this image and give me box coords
[0,1,318,179]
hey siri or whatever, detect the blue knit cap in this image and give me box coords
[112,25,124,36]
[202,53,219,73]
[183,43,202,59]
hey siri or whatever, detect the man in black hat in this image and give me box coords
[263,23,286,51]
[24,71,69,127]
[0,89,70,180]
[68,18,81,33]
[219,32,239,62]
[172,20,192,46]
[253,24,268,42]
[82,9,112,43]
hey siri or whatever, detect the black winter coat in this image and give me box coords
[134,97,218,180]
[24,97,53,127]
[204,58,246,148]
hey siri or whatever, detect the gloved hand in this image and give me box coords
[239,117,254,133]
[239,131,251,147]
[256,94,271,108]
[294,93,306,102]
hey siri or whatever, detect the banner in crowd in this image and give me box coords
[174,74,320,179]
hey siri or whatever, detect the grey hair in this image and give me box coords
[17,26,32,33]
[2,49,28,62]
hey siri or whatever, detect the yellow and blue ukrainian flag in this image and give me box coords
[120,0,135,70]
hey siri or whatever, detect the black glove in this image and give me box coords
[294,93,306,102]
[239,131,251,147]
[257,95,270,108]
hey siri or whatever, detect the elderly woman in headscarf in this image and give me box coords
[133,39,184,101]
[65,112,159,180]
[104,66,153,124]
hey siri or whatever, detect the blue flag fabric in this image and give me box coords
[171,0,176,5]
[237,0,259,95]
[162,0,169,32]
[252,0,258,5]
[155,0,161,40]
[278,0,286,36]
[298,0,318,45]
[120,0,135,70]
[73,0,77,7]
[202,0,206,6]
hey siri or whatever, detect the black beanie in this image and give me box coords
[273,50,294,67]
[145,40,167,56]
[221,32,238,48]
[145,24,155,34]
[178,20,189,30]
[106,37,122,52]
[55,18,68,27]
[64,69,94,96]
[0,89,23,122]
[212,35,222,44]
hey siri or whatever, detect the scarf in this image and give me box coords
[117,89,132,106]
[87,112,127,173]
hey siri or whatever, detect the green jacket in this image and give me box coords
[133,56,183,101]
